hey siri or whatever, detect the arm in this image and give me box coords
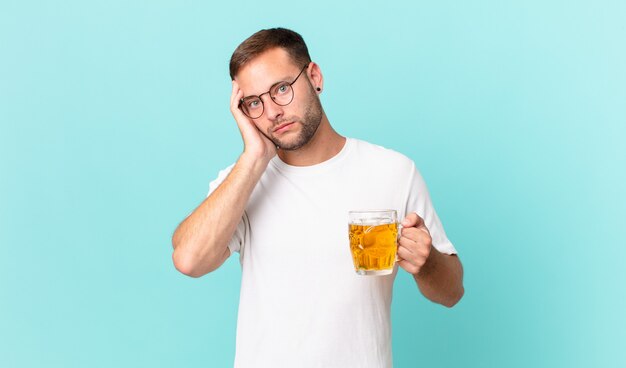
[171,81,277,278]
[414,248,464,307]
[171,154,269,277]
[397,213,465,307]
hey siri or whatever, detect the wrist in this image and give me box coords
[238,151,272,173]
[415,244,439,279]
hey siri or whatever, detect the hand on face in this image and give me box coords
[397,212,433,275]
[230,80,277,162]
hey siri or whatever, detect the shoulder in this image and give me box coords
[349,138,416,170]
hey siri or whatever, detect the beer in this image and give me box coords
[349,222,398,275]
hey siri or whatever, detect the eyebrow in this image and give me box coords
[242,75,294,100]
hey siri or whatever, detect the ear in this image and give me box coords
[307,62,324,94]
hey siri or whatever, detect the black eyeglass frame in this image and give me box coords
[238,64,309,119]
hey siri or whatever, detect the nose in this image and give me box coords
[262,95,284,121]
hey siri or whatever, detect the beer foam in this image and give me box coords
[354,217,395,227]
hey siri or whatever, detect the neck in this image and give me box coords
[277,114,345,166]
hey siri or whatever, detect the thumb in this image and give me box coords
[402,212,418,227]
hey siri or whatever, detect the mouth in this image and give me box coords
[273,121,295,133]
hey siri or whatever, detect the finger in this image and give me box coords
[399,237,429,260]
[401,212,417,227]
[397,259,419,275]
[397,245,417,264]
[398,235,419,251]
[230,80,236,105]
[230,81,243,111]
[398,243,430,274]
[403,216,430,237]
[230,83,257,130]
[402,212,424,228]
[400,226,430,243]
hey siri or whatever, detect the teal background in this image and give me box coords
[1,0,625,367]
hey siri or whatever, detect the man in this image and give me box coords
[172,28,464,367]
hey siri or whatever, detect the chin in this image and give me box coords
[275,136,308,151]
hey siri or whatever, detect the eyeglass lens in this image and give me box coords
[239,65,307,119]
[241,82,294,119]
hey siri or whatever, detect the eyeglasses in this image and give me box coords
[238,65,308,119]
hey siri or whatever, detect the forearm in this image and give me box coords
[414,248,464,307]
[172,154,268,277]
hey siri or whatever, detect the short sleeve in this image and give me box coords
[404,163,457,255]
[207,164,248,259]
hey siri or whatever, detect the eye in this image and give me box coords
[274,83,290,95]
[247,99,261,109]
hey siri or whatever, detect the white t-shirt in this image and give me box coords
[207,138,456,368]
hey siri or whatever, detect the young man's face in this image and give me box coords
[234,47,323,150]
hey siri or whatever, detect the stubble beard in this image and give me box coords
[267,88,323,151]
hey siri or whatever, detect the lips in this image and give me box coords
[273,122,295,133]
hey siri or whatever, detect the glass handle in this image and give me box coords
[395,223,403,262]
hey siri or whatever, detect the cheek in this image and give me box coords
[290,102,307,120]
[254,119,273,133]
